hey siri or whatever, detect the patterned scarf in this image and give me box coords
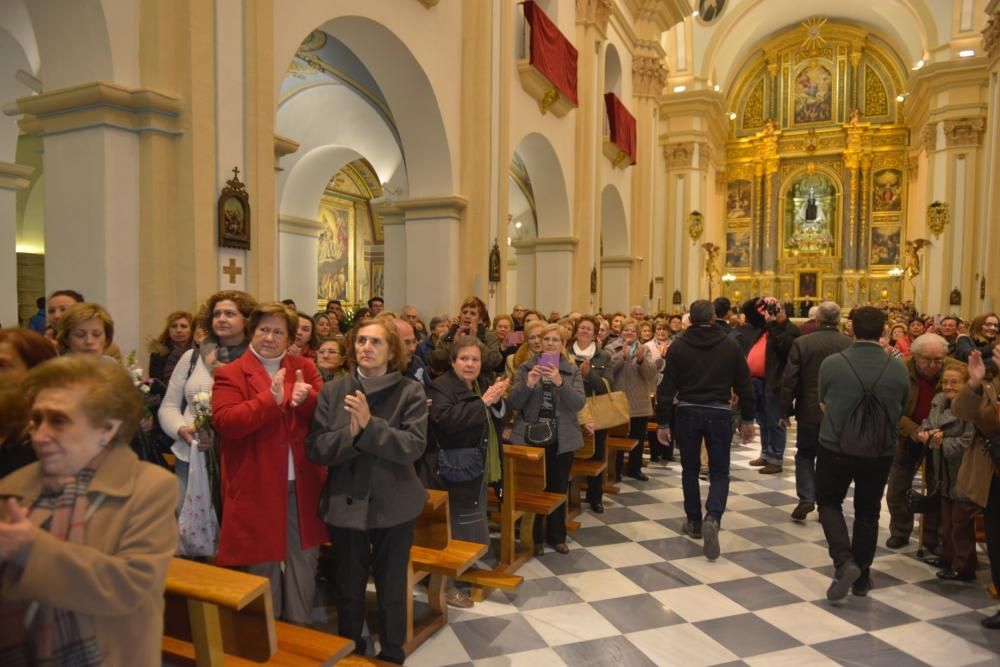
[473,382,502,484]
[0,449,110,666]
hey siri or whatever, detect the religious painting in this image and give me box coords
[370,260,384,298]
[797,271,818,299]
[872,168,902,212]
[793,64,833,124]
[725,231,751,269]
[784,172,837,256]
[218,167,251,250]
[317,200,353,302]
[726,180,752,220]
[869,226,901,267]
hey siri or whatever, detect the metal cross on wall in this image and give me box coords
[222,257,242,284]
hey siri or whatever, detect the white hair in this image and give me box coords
[808,306,819,319]
[911,333,949,357]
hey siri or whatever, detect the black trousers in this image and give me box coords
[533,440,573,546]
[816,447,893,577]
[329,520,415,664]
[886,439,940,547]
[615,416,647,479]
[586,429,608,504]
[985,476,1000,590]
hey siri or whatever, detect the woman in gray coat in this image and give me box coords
[610,318,657,482]
[509,323,585,554]
[307,318,428,664]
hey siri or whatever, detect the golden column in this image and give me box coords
[572,0,612,311]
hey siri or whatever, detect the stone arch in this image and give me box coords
[275,10,454,198]
[25,0,125,89]
[604,43,623,97]
[511,132,571,238]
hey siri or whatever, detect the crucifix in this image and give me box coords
[232,166,240,180]
[222,258,243,284]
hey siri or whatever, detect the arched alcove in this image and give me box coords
[604,43,623,97]
[600,185,630,312]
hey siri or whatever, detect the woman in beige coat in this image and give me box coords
[0,355,178,666]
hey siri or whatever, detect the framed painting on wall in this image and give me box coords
[317,198,354,303]
[869,226,901,268]
[725,230,752,269]
[872,168,903,212]
[726,180,752,221]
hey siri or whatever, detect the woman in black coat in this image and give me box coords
[428,336,509,607]
[569,316,614,513]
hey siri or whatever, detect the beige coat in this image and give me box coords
[0,444,178,667]
[952,377,1000,479]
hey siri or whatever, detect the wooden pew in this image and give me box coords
[567,428,606,518]
[404,489,489,656]
[162,557,354,666]
[604,435,640,494]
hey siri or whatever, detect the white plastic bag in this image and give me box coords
[177,448,219,557]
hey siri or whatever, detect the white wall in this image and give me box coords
[278,230,319,310]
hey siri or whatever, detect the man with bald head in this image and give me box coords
[630,305,645,321]
[885,333,949,551]
[392,318,430,389]
[779,302,852,521]
[402,306,422,340]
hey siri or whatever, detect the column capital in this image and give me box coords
[633,55,667,99]
[942,117,987,148]
[16,81,181,137]
[920,122,937,153]
[984,10,1000,66]
[0,162,34,191]
[576,0,613,37]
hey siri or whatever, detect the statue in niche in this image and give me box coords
[786,174,835,255]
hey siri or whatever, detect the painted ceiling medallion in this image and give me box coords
[697,0,727,25]
[800,17,828,53]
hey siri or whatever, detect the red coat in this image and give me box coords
[211,350,328,565]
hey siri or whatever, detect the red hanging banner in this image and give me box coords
[604,93,637,164]
[523,1,579,106]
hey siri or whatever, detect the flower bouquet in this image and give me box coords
[126,351,168,467]
[190,391,222,523]
[177,389,220,557]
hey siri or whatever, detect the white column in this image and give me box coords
[0,162,33,326]
[396,196,466,317]
[277,215,320,310]
[376,204,406,313]
[533,237,577,315]
[600,256,632,313]
[512,240,536,309]
[42,129,141,351]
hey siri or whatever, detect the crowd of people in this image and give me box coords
[1,288,1000,665]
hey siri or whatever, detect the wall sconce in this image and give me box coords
[927,201,950,238]
[688,210,704,241]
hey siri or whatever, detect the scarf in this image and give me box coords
[473,382,502,484]
[162,341,193,385]
[199,338,249,368]
[572,341,596,361]
[0,448,111,667]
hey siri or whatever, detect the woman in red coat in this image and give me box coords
[212,302,327,625]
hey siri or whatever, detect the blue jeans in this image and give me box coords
[795,422,820,504]
[676,406,733,523]
[752,377,786,465]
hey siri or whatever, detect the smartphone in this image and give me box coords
[540,352,560,369]
[506,330,524,346]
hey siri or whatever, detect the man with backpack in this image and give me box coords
[815,306,909,601]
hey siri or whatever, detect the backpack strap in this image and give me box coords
[839,351,891,395]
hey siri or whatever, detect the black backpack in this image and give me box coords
[838,353,895,457]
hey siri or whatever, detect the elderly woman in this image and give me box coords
[570,316,614,513]
[0,355,177,666]
[56,302,115,357]
[954,313,999,364]
[428,336,509,608]
[509,323,585,554]
[609,318,657,482]
[0,329,59,477]
[211,302,327,625]
[148,310,195,390]
[159,290,257,506]
[432,297,502,375]
[315,338,348,382]
[307,318,427,664]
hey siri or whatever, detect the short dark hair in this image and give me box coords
[50,289,84,303]
[712,297,731,319]
[35,296,45,309]
[281,299,297,308]
[689,300,714,325]
[368,297,385,308]
[851,306,887,341]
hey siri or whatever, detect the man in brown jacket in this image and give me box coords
[885,334,947,551]
[952,347,1000,629]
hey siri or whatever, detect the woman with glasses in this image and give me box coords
[315,338,348,382]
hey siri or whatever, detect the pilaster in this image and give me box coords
[0,162,33,325]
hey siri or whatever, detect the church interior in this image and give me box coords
[3,0,1000,665]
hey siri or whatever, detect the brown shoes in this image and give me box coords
[759,463,783,474]
[445,590,474,608]
[749,457,767,466]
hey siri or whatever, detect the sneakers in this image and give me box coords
[702,517,721,561]
[758,463,783,474]
[827,560,862,601]
[790,502,815,521]
[749,457,767,467]
[682,519,702,539]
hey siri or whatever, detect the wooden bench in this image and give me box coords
[568,428,607,517]
[604,436,640,494]
[162,557,354,666]
[404,489,489,656]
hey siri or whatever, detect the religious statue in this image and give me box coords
[788,177,834,254]
[702,242,721,281]
[903,238,930,280]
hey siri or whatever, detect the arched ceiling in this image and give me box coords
[689,0,944,90]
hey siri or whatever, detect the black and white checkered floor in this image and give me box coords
[404,428,1000,666]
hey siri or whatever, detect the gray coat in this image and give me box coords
[779,325,853,426]
[306,370,428,531]
[609,340,657,417]
[922,393,975,500]
[509,355,586,455]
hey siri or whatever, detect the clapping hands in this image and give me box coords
[482,377,510,406]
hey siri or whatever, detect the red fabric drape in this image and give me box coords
[524,1,578,106]
[604,93,637,164]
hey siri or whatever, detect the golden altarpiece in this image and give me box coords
[721,20,910,308]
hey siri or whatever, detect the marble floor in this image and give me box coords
[396,432,1000,666]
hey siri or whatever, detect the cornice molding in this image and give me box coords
[534,236,580,253]
[16,81,181,137]
[0,162,33,191]
[621,0,689,34]
[416,0,439,7]
[395,195,468,221]
[904,58,990,135]
[601,254,637,268]
[372,202,405,227]
[274,134,300,160]
[278,214,322,236]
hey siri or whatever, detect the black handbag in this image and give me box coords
[907,488,941,514]
[437,446,485,483]
[525,420,557,446]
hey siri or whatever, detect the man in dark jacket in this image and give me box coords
[656,300,755,562]
[779,302,852,521]
[815,306,909,601]
[733,297,800,474]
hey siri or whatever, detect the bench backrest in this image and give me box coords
[414,488,451,550]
